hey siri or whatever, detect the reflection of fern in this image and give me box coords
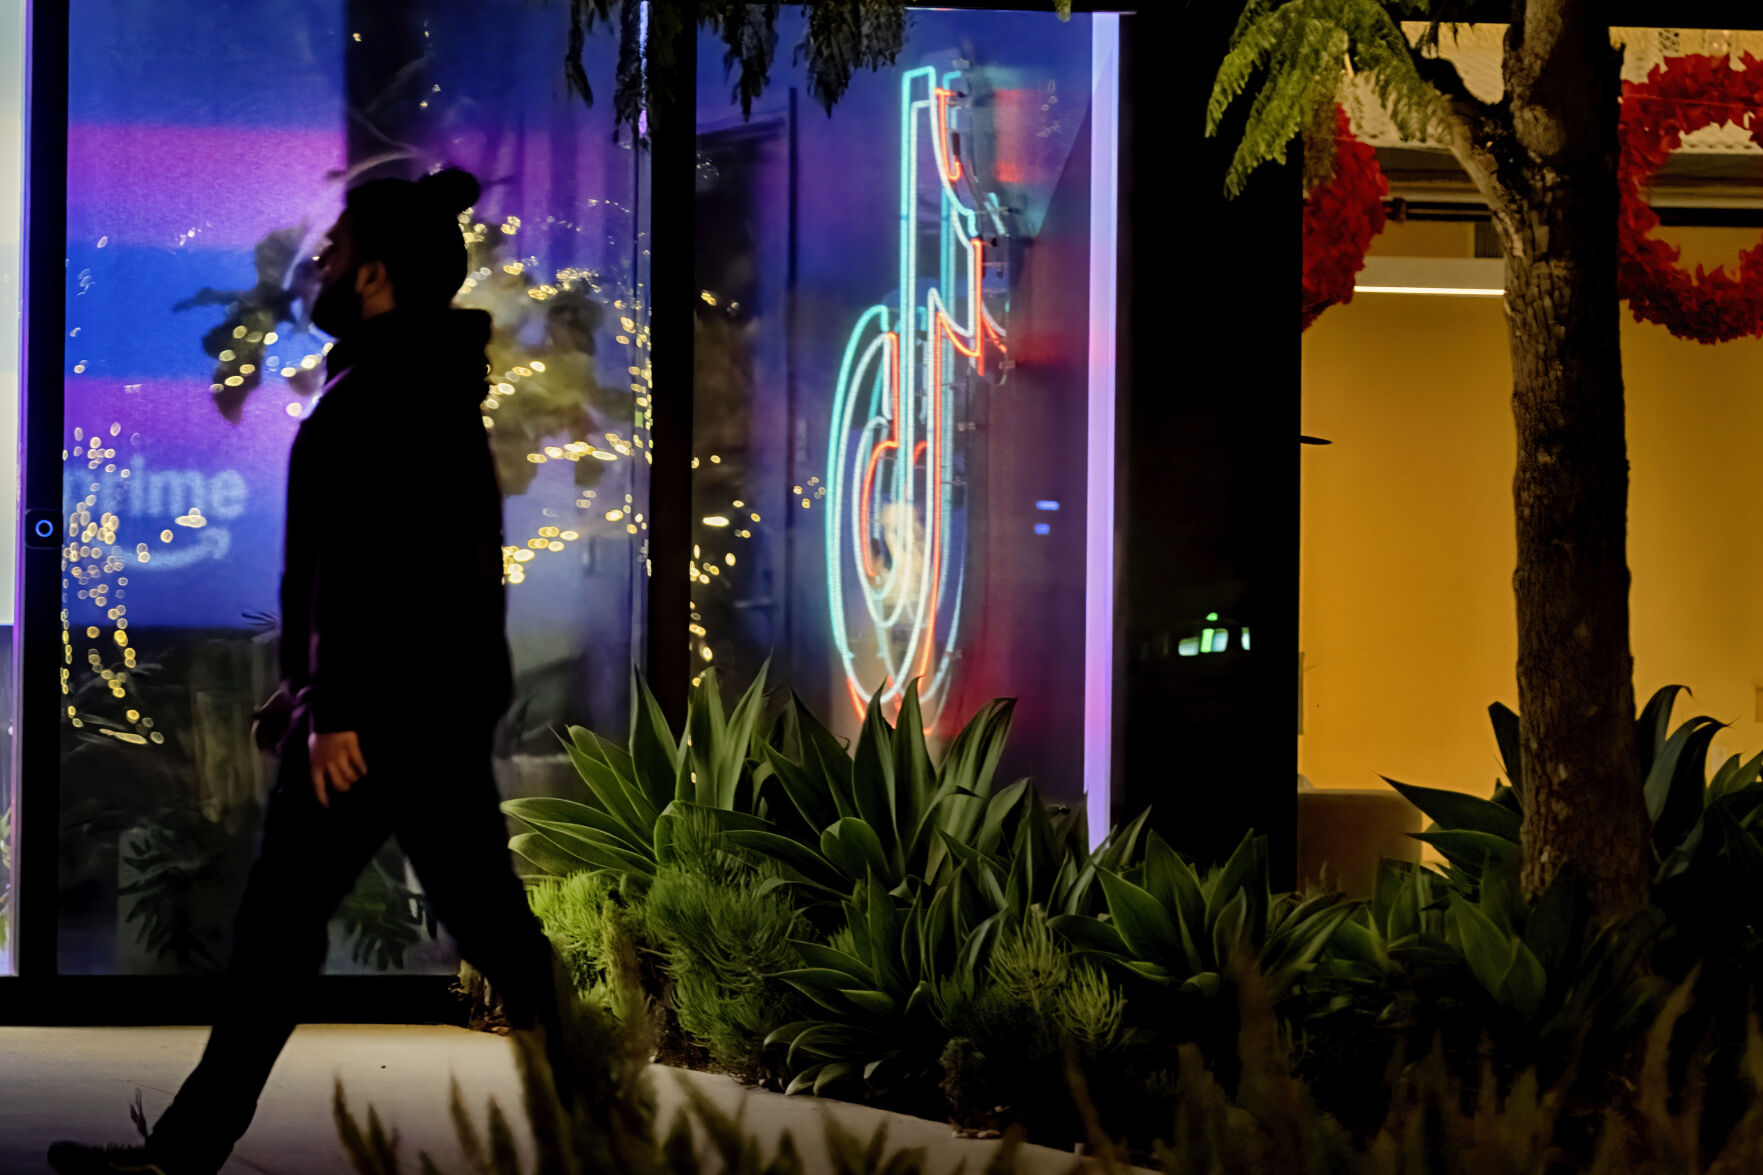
[120,813,435,972]
[336,854,436,972]
[118,811,235,968]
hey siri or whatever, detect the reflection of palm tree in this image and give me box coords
[173,223,325,423]
[562,1,915,133]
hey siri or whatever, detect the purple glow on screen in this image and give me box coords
[1084,16,1120,851]
[66,124,345,249]
[64,377,298,461]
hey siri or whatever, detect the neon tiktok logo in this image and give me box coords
[825,66,1008,723]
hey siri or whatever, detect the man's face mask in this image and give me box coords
[311,263,364,339]
[310,221,365,338]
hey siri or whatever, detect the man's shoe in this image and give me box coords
[45,1140,175,1174]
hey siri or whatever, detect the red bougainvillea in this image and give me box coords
[1303,104,1389,332]
[1619,54,1763,344]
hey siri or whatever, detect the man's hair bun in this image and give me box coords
[417,167,481,216]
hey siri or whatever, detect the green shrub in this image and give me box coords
[1297,856,1663,1137]
[497,667,1174,1140]
[938,906,1124,1057]
[1338,685,1763,1138]
[412,665,1763,1162]
[1152,956,1763,1175]
[637,855,808,1081]
[344,937,1763,1175]
[1382,686,1763,925]
[935,906,1145,1141]
[525,870,625,1005]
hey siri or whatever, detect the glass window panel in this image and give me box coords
[58,0,645,975]
[692,8,1119,816]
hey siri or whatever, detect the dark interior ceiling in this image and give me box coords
[1377,146,1763,222]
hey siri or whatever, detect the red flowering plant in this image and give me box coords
[1618,53,1763,344]
[1303,104,1389,332]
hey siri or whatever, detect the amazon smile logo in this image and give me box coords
[64,457,250,572]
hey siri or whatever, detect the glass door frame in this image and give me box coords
[5,0,1180,1024]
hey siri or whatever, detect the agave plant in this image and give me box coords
[931,782,1151,980]
[1050,831,1354,1004]
[1378,684,1763,1041]
[501,664,772,883]
[707,683,1022,907]
[763,872,961,1099]
[1320,855,1660,1031]
[758,773,1159,1103]
[1383,685,1763,896]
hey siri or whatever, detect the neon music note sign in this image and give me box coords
[825,66,1008,722]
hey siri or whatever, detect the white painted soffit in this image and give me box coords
[1347,24,1763,155]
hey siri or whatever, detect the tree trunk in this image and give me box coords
[1488,1,1650,917]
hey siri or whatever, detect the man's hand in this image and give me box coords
[309,730,367,808]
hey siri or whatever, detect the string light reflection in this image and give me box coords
[63,422,162,745]
[453,209,654,588]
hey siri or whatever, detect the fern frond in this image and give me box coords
[1229,0,1282,58]
[1208,5,1297,141]
[1209,0,1452,197]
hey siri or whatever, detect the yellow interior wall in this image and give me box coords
[1367,219,1475,258]
[1301,222,1763,795]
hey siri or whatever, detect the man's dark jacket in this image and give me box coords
[278,306,514,735]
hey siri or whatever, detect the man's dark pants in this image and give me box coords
[146,709,563,1174]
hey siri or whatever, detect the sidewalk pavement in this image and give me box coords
[0,1025,1113,1174]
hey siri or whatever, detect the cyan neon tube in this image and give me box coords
[825,64,1002,724]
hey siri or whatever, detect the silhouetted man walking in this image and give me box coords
[50,167,571,1175]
